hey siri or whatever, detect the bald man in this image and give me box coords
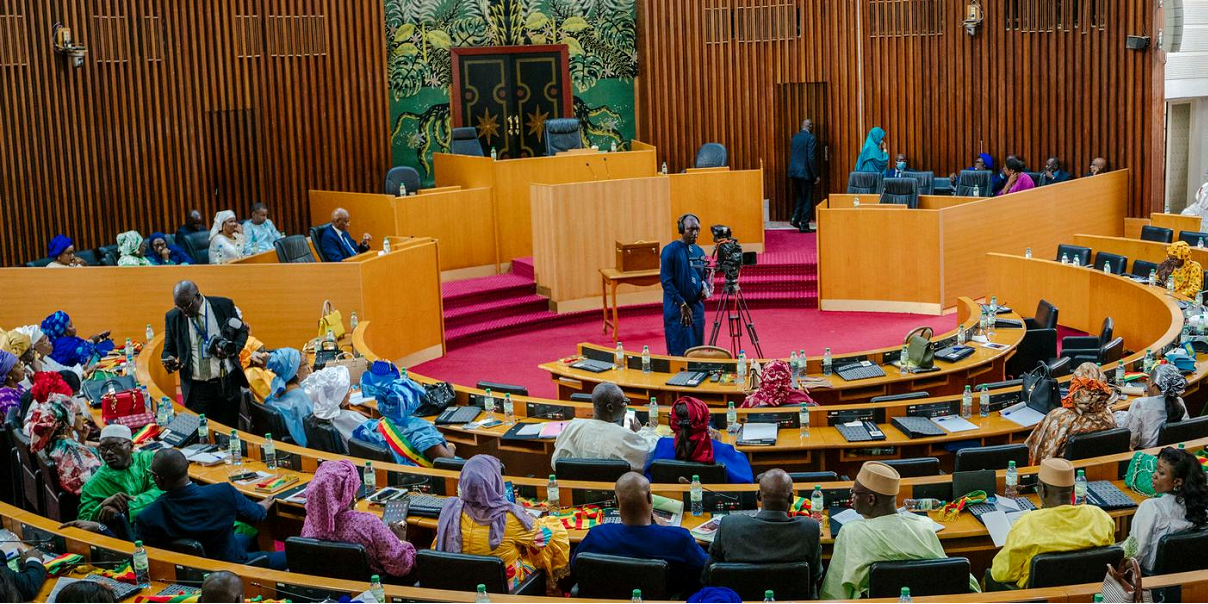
[553,382,658,470]
[320,207,372,261]
[1085,157,1109,177]
[573,473,707,595]
[162,280,248,427]
[200,570,244,603]
[705,469,822,598]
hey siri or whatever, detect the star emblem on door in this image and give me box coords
[476,110,500,144]
[526,107,550,141]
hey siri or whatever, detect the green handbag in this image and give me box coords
[1124,451,1158,497]
[905,326,935,370]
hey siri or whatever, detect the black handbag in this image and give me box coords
[1022,361,1059,412]
[414,382,457,416]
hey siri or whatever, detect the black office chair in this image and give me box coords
[1061,317,1113,361]
[12,430,43,515]
[166,539,207,557]
[35,452,78,521]
[76,249,100,266]
[568,393,593,403]
[1130,259,1159,280]
[1179,230,1208,247]
[882,457,941,478]
[417,549,545,595]
[24,256,54,268]
[954,444,1029,473]
[1064,336,1124,368]
[1024,171,1044,187]
[1024,299,1059,330]
[309,224,332,262]
[846,172,883,195]
[573,553,671,600]
[901,170,934,195]
[543,118,583,155]
[554,458,630,482]
[1004,328,1057,378]
[247,403,295,445]
[433,457,468,471]
[951,470,996,501]
[788,471,838,482]
[97,244,120,266]
[476,381,528,396]
[1028,546,1123,588]
[181,231,211,265]
[880,177,920,209]
[694,143,728,169]
[955,170,992,196]
[1157,415,1208,446]
[1065,427,1130,461]
[868,558,971,598]
[1153,529,1208,574]
[1140,225,1174,244]
[347,436,393,463]
[273,234,315,263]
[285,537,373,581]
[706,561,812,601]
[1055,244,1092,266]
[1093,252,1127,275]
[450,127,484,156]
[869,391,930,403]
[649,459,727,484]
[303,415,347,455]
[385,166,422,196]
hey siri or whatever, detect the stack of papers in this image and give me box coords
[1000,401,1046,427]
[515,423,545,438]
[539,421,568,439]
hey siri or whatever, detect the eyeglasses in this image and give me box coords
[176,292,201,312]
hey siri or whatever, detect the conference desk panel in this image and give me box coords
[826,193,983,210]
[668,169,765,252]
[1150,212,1203,237]
[1073,233,1208,270]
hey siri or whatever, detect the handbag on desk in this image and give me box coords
[1102,557,1153,602]
[1022,361,1059,412]
[317,300,346,340]
[100,387,153,428]
[904,327,935,370]
[325,352,369,384]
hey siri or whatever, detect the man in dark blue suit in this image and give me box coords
[320,207,372,261]
[788,119,821,233]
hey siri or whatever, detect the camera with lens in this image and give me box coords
[710,225,757,291]
[207,318,247,359]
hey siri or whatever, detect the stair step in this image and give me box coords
[444,295,551,329]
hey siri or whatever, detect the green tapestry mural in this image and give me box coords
[385,0,637,185]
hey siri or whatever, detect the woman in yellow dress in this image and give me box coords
[433,455,570,595]
[1156,240,1204,297]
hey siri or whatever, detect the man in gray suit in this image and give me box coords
[788,119,821,232]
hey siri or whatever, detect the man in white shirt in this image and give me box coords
[553,382,658,470]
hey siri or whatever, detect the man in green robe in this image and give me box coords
[77,425,164,522]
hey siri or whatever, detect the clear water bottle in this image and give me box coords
[1005,461,1019,498]
[1199,237,1206,250]
[1148,269,1158,287]
[364,461,376,494]
[899,344,909,374]
[140,385,151,414]
[132,540,150,586]
[547,474,560,510]
[369,575,385,603]
[632,588,643,603]
[145,323,154,343]
[615,341,625,370]
[125,338,134,376]
[789,352,799,385]
[810,485,824,521]
[690,475,703,516]
[822,347,832,376]
[155,397,169,427]
[799,402,810,438]
[903,498,943,512]
[476,584,490,603]
[398,181,408,197]
[764,590,775,603]
[647,397,659,429]
[726,401,738,434]
[383,238,391,254]
[979,386,990,418]
[229,430,242,466]
[162,397,175,424]
[401,367,409,381]
[642,346,652,373]
[899,587,913,603]
[979,308,988,334]
[502,393,515,425]
[1104,263,1112,275]
[1024,247,1032,259]
[956,325,965,345]
[1167,273,1176,292]
[326,328,336,345]
[1074,469,1088,504]
[736,350,748,383]
[197,414,208,444]
[350,311,359,331]
[961,385,972,419]
[490,147,497,160]
[610,140,618,152]
[853,197,861,207]
[1144,348,1154,372]
[1197,290,1204,308]
[660,161,668,175]
[972,184,980,197]
[798,350,807,374]
[1115,360,1126,385]
[1061,252,1069,264]
[483,388,496,420]
[263,434,276,471]
[1072,255,1081,267]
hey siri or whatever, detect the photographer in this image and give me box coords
[662,214,709,356]
[161,280,249,427]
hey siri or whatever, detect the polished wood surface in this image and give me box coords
[600,268,662,340]
[635,0,1163,222]
[668,169,765,251]
[1150,212,1203,236]
[1073,234,1208,270]
[826,194,983,210]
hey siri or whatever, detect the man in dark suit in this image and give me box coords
[704,468,823,598]
[161,280,248,427]
[320,207,372,261]
[788,119,821,232]
[0,544,48,601]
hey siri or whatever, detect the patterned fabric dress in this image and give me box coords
[1025,363,1118,463]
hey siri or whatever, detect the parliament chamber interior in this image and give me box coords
[4,0,1208,602]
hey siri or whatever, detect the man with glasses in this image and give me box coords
[77,424,164,522]
[552,382,657,470]
[821,462,979,599]
[162,280,248,427]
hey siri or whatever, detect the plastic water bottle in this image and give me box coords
[610,140,618,152]
[647,397,659,428]
[990,296,998,313]
[476,584,490,603]
[1115,360,1126,385]
[163,397,175,424]
[810,485,824,521]
[798,350,807,374]
[642,346,652,373]
[263,434,276,471]
[789,352,799,385]
[547,474,560,510]
[1061,252,1069,264]
[726,401,738,434]
[632,588,643,603]
[1104,263,1112,275]
[197,414,208,444]
[972,184,980,197]
[799,402,810,438]
[502,393,515,425]
[229,430,242,466]
[1148,269,1158,287]
[899,587,913,602]
[899,344,909,374]
[956,325,966,345]
[1198,290,1205,308]
[764,590,775,603]
[155,397,169,427]
[1074,469,1088,505]
[904,498,944,512]
[961,386,972,419]
[1005,461,1019,498]
[615,341,625,370]
[145,323,154,343]
[1072,255,1081,267]
[736,350,748,382]
[483,388,496,420]
[140,385,151,413]
[979,386,990,418]
[350,311,359,331]
[490,147,497,160]
[132,540,150,586]
[1199,237,1206,250]
[853,197,861,207]
[660,161,668,175]
[988,307,997,333]
[383,237,391,254]
[399,181,407,196]
[690,475,703,516]
[369,575,385,603]
[125,338,134,376]
[822,347,832,376]
[364,461,376,494]
[979,308,988,334]
[1144,348,1154,372]
[1025,247,1032,259]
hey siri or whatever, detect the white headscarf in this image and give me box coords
[14,324,45,348]
[302,365,351,420]
[209,210,237,242]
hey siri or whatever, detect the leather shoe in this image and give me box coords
[799,225,815,233]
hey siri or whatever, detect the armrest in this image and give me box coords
[1024,318,1045,330]
[1061,336,1100,349]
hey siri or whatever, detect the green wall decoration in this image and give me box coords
[385,0,637,185]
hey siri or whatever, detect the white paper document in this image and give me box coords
[982,509,1028,547]
[932,415,979,433]
[897,509,945,532]
[830,508,864,525]
[515,423,544,437]
[1000,401,1046,427]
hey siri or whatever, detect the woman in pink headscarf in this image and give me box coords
[741,360,816,408]
[300,460,416,578]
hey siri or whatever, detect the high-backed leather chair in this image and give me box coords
[574,553,672,600]
[882,457,941,478]
[649,459,727,484]
[76,249,99,266]
[956,170,992,196]
[706,561,812,601]
[1061,317,1112,359]
[347,436,393,463]
[36,451,78,521]
[1024,171,1044,187]
[476,381,528,396]
[285,537,372,581]
[384,166,421,196]
[1024,299,1059,330]
[1140,225,1174,243]
[1157,416,1208,446]
[1005,329,1057,378]
[694,143,728,168]
[303,416,347,455]
[247,403,295,445]
[24,256,54,268]
[788,471,838,482]
[846,172,883,195]
[901,170,934,195]
[1065,427,1130,461]
[543,118,583,155]
[1055,244,1091,265]
[1092,252,1127,275]
[309,224,332,262]
[12,429,43,514]
[868,558,971,597]
[554,458,630,483]
[97,244,120,266]
[1064,336,1123,367]
[182,231,212,265]
[273,234,315,263]
[433,456,468,471]
[1152,529,1208,574]
[1027,546,1123,588]
[1178,230,1208,247]
[684,345,733,359]
[450,127,484,156]
[880,177,920,208]
[417,550,546,595]
[1130,259,1159,280]
[954,444,1029,472]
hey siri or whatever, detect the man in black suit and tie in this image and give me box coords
[320,207,373,262]
[161,280,249,427]
[788,119,821,233]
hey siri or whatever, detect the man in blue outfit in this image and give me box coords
[661,214,709,356]
[573,472,707,596]
[320,207,372,261]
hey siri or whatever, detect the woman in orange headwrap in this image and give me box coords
[1025,362,1118,463]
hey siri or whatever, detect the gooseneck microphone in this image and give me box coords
[678,476,739,501]
[585,161,601,180]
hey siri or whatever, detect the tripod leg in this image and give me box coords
[708,291,730,347]
[734,289,764,358]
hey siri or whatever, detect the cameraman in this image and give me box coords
[161,280,249,427]
[661,214,709,356]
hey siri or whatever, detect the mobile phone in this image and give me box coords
[140,442,165,452]
[369,487,402,504]
[383,495,411,525]
[228,472,258,482]
[504,481,516,503]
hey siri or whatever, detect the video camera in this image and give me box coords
[207,318,247,359]
[709,225,757,291]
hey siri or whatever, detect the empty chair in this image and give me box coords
[181,231,211,265]
[346,436,392,463]
[97,244,120,266]
[684,345,733,359]
[954,444,1029,472]
[573,553,671,600]
[1140,225,1174,243]
[1157,415,1208,446]
[694,143,728,168]
[384,166,421,196]
[417,550,545,596]
[1179,230,1208,247]
[1024,299,1059,330]
[1054,244,1091,266]
[75,249,99,266]
[568,392,594,403]
[554,458,630,482]
[1092,252,1127,275]
[879,177,920,209]
[1063,336,1123,367]
[881,457,941,478]
[1025,171,1044,187]
[706,561,812,601]
[901,170,934,195]
[543,118,583,155]
[1027,546,1123,588]
[1065,427,1130,461]
[450,127,484,156]
[24,256,54,268]
[273,234,315,263]
[1130,259,1159,280]
[433,456,468,471]
[649,459,727,484]
[1060,317,1112,360]
[1004,328,1057,378]
[955,169,992,196]
[869,391,929,403]
[868,557,972,598]
[846,171,883,195]
[308,224,331,262]
[788,471,838,482]
[285,537,371,581]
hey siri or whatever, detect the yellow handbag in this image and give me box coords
[317,300,346,340]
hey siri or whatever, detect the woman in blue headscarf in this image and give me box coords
[854,127,889,173]
[263,348,313,446]
[351,361,455,466]
[145,232,192,266]
[46,235,86,268]
[40,311,114,368]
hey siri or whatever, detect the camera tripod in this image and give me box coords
[707,279,764,358]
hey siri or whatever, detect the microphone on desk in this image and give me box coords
[678,476,739,502]
[585,161,601,180]
[601,155,611,179]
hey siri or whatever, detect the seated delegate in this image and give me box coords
[1115,364,1189,449]
[302,364,369,446]
[264,347,314,446]
[1156,241,1204,297]
[208,210,248,265]
[321,207,372,262]
[645,396,753,484]
[41,310,114,369]
[554,382,658,471]
[116,231,152,266]
[145,232,192,266]
[1025,362,1117,463]
[45,234,88,267]
[242,202,285,255]
[1120,447,1208,573]
[353,361,456,465]
[77,424,163,523]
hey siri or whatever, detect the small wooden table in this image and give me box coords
[599,267,661,340]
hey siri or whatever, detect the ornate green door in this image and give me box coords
[452,46,571,158]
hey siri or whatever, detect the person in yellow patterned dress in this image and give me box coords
[1156,240,1204,297]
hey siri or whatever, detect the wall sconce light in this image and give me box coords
[51,22,87,67]
[963,0,984,36]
